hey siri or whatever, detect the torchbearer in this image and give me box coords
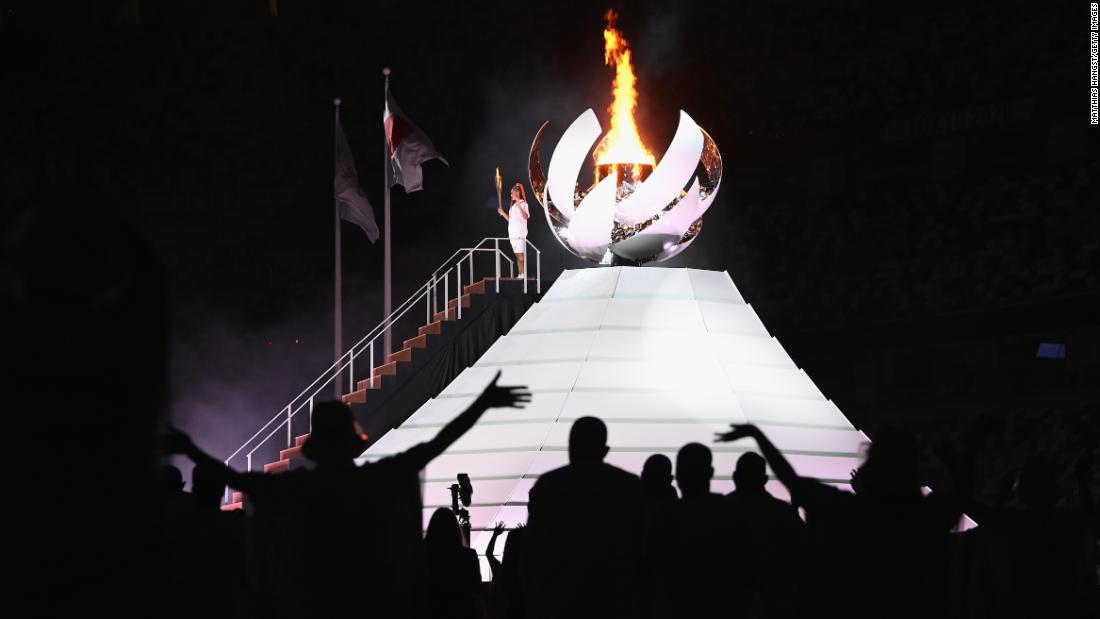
[497,182,530,277]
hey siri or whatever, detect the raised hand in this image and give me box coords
[491,521,507,539]
[714,423,760,443]
[163,425,196,456]
[472,370,531,410]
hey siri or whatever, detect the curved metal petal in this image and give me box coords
[567,175,618,261]
[546,109,602,221]
[615,110,705,226]
[612,177,701,261]
[655,230,699,262]
[528,120,549,207]
[697,177,722,217]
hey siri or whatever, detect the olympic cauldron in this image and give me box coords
[528,109,723,265]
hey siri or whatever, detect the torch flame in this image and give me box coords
[495,167,503,210]
[593,10,655,168]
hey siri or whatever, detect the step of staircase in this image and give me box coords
[447,294,472,310]
[387,347,413,364]
[231,491,244,503]
[463,279,487,296]
[280,445,304,461]
[419,321,442,336]
[295,434,309,446]
[404,334,428,349]
[356,377,384,391]
[372,360,398,377]
[263,459,290,474]
[342,390,367,404]
[433,310,457,323]
[221,502,243,511]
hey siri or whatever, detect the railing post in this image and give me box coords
[309,397,314,432]
[247,453,252,473]
[457,261,462,320]
[468,250,473,285]
[426,281,431,324]
[348,351,355,394]
[494,238,500,292]
[523,241,528,294]
[537,247,542,294]
[286,406,292,449]
[369,341,375,389]
[444,273,449,320]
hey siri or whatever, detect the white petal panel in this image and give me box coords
[566,175,620,261]
[545,108,601,220]
[616,111,705,225]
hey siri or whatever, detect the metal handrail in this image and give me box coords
[221,237,541,502]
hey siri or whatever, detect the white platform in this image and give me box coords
[357,267,867,578]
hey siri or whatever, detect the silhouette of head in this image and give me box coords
[301,401,367,466]
[191,462,226,511]
[642,454,676,499]
[1018,455,1057,509]
[733,451,768,494]
[425,507,465,550]
[159,465,184,494]
[676,443,714,498]
[851,424,921,500]
[568,416,609,464]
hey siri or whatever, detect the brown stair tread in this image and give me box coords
[387,347,412,364]
[372,361,397,377]
[264,460,290,474]
[294,434,309,446]
[463,279,487,295]
[280,445,304,461]
[419,321,442,336]
[404,334,428,349]
[342,390,367,404]
[356,377,383,391]
[446,294,471,309]
[221,502,243,511]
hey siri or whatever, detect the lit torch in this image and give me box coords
[495,166,503,212]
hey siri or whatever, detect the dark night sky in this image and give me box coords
[2,1,1095,458]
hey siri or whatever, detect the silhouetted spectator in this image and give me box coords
[524,417,644,619]
[490,523,527,619]
[968,453,1098,618]
[485,521,507,580]
[726,452,806,618]
[641,453,678,502]
[170,371,529,618]
[8,206,171,617]
[650,443,743,618]
[188,462,246,618]
[425,507,484,619]
[717,423,963,619]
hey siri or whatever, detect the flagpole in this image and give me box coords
[334,97,344,398]
[382,67,393,358]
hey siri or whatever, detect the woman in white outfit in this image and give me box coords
[497,183,530,277]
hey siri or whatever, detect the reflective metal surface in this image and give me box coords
[528,108,723,265]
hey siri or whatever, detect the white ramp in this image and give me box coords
[358,267,867,575]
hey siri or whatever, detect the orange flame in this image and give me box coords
[593,10,655,168]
